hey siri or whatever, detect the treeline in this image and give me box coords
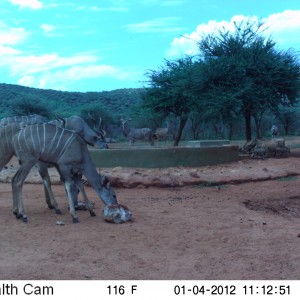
[0,83,143,118]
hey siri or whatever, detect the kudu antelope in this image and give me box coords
[0,115,106,211]
[155,123,170,142]
[11,123,132,223]
[49,115,108,149]
[49,115,108,207]
[0,114,48,127]
[0,123,63,214]
[120,117,155,146]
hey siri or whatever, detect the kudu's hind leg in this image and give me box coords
[37,162,62,214]
[12,159,36,223]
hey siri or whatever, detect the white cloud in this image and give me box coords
[0,45,22,56]
[124,17,186,33]
[0,22,30,45]
[9,0,43,10]
[141,0,185,6]
[263,10,300,32]
[17,64,140,90]
[54,65,131,81]
[82,5,128,13]
[10,53,99,76]
[40,24,55,33]
[167,10,300,57]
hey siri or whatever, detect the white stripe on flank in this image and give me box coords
[42,123,46,154]
[30,125,36,150]
[57,133,76,159]
[51,128,65,155]
[36,124,41,153]
[23,127,30,150]
[17,130,23,151]
[48,126,59,153]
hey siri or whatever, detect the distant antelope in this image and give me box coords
[11,123,132,223]
[155,122,170,142]
[120,117,155,146]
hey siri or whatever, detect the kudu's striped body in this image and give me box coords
[0,114,48,127]
[0,123,62,214]
[11,123,130,223]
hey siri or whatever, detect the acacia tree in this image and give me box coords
[142,57,202,146]
[198,19,300,141]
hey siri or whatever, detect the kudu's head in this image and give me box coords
[120,117,132,136]
[98,175,132,223]
[87,114,109,149]
[55,115,108,149]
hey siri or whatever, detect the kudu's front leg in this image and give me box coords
[64,179,79,223]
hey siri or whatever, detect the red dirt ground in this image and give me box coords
[0,150,300,280]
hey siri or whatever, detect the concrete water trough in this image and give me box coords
[186,140,230,147]
[89,145,239,168]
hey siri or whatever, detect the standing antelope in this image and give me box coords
[155,122,170,142]
[11,123,132,223]
[120,118,155,146]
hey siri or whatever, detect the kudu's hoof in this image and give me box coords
[55,209,62,215]
[14,212,23,220]
[72,217,79,224]
[90,211,96,217]
[22,216,28,223]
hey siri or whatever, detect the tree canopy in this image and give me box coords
[198,19,300,140]
[142,18,300,143]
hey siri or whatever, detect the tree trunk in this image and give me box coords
[244,110,252,141]
[173,116,188,146]
[227,122,233,140]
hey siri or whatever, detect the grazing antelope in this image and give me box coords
[0,115,106,210]
[120,117,155,146]
[11,123,132,223]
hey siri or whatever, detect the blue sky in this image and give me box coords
[0,0,299,92]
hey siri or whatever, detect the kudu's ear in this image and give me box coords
[55,115,66,128]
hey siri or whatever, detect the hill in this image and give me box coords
[0,83,143,118]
